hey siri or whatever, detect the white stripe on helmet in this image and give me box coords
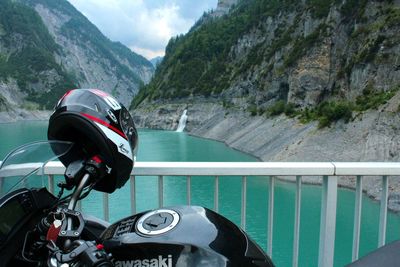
[95,123,133,160]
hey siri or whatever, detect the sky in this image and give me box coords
[67,0,218,60]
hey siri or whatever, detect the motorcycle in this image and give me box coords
[0,89,274,266]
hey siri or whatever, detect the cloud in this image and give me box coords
[67,0,217,59]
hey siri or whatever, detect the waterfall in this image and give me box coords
[176,109,188,132]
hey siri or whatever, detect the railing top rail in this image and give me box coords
[1,161,400,177]
[333,162,400,176]
[134,162,335,176]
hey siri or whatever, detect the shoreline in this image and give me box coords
[189,127,400,212]
[0,109,51,123]
[2,106,398,212]
[133,101,400,211]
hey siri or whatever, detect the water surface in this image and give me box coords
[1,122,399,266]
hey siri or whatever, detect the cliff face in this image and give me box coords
[0,0,154,110]
[135,0,399,115]
[213,0,239,16]
[223,1,400,111]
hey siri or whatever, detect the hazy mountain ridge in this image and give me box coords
[0,0,153,110]
[150,56,163,68]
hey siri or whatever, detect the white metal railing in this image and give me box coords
[1,161,400,267]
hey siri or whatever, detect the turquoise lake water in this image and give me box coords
[1,121,400,266]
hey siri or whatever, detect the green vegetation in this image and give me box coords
[267,100,286,116]
[0,94,8,111]
[338,0,368,20]
[355,84,398,111]
[130,84,148,110]
[248,99,353,128]
[133,0,303,107]
[0,0,76,108]
[301,85,398,127]
[248,104,259,116]
[385,6,400,28]
[256,84,399,128]
[266,100,297,117]
[300,101,353,128]
[307,0,334,18]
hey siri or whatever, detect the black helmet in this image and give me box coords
[48,89,138,193]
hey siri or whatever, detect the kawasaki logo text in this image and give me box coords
[114,255,172,267]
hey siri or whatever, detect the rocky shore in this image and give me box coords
[133,95,400,211]
[0,109,51,123]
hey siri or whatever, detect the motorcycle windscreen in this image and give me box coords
[0,141,73,197]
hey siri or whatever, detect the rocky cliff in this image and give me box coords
[135,0,399,116]
[213,0,239,16]
[0,0,154,110]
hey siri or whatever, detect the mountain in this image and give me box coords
[132,0,400,166]
[133,0,399,127]
[150,56,163,68]
[213,0,239,16]
[0,0,154,109]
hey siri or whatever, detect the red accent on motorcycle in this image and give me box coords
[96,244,104,250]
[92,155,102,163]
[46,223,61,242]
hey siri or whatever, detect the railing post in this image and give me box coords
[103,193,109,222]
[267,176,275,257]
[293,176,302,267]
[158,175,163,208]
[187,176,191,205]
[48,175,54,194]
[352,176,363,261]
[318,176,338,267]
[130,176,136,215]
[378,176,389,247]
[76,200,81,211]
[214,176,219,212]
[241,176,247,230]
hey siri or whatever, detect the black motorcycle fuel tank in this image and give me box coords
[100,206,274,267]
